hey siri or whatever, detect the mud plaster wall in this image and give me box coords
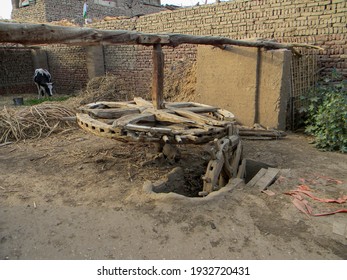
[90,0,347,77]
[3,0,346,99]
[196,46,291,129]
[86,0,346,109]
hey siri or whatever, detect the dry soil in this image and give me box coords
[0,126,346,260]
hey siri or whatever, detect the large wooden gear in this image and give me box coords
[0,22,317,196]
[75,41,244,197]
[77,97,236,144]
[76,97,243,196]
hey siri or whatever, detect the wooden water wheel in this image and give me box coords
[76,96,242,196]
[0,22,321,195]
[76,44,242,196]
[76,97,236,144]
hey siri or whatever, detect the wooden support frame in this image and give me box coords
[0,22,323,52]
[152,44,164,109]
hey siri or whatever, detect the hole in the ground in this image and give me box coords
[243,159,276,183]
[144,144,208,198]
[151,166,205,198]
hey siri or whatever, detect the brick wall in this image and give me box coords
[94,0,346,72]
[4,0,346,97]
[11,0,46,23]
[12,0,165,25]
[43,45,88,93]
[0,47,37,95]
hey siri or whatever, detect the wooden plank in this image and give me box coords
[76,113,122,139]
[237,158,247,179]
[83,108,140,119]
[217,108,235,120]
[203,157,225,194]
[144,108,196,124]
[164,102,194,108]
[172,108,228,126]
[166,105,218,114]
[152,44,164,109]
[238,127,286,138]
[85,101,136,109]
[125,123,172,134]
[231,141,243,177]
[165,101,218,111]
[246,168,267,188]
[133,97,153,108]
[112,113,155,127]
[255,168,280,191]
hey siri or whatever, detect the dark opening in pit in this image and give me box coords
[151,166,205,197]
[150,156,275,198]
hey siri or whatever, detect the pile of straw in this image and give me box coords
[78,74,134,105]
[0,103,76,143]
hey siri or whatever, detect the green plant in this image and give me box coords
[24,96,70,106]
[301,70,347,153]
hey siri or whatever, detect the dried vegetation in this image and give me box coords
[0,103,76,143]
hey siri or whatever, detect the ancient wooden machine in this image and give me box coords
[76,97,242,195]
[75,42,243,196]
[0,22,321,195]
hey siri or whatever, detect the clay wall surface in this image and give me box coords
[196,46,291,129]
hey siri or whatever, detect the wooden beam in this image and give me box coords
[0,22,324,52]
[152,44,164,109]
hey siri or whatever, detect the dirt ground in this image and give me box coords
[0,112,346,260]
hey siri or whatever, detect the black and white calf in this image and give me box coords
[33,69,54,98]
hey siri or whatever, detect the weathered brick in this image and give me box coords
[3,0,346,96]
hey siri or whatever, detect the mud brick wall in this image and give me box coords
[0,48,37,95]
[11,0,46,23]
[103,44,196,99]
[92,0,347,74]
[12,0,165,25]
[43,45,88,93]
[6,0,346,97]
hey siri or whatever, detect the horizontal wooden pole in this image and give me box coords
[0,22,323,52]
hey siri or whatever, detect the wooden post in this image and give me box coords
[152,44,164,109]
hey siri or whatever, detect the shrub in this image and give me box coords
[302,70,347,153]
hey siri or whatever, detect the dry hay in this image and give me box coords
[49,19,78,27]
[67,74,135,109]
[67,62,197,109]
[164,61,197,102]
[103,16,130,21]
[0,103,76,144]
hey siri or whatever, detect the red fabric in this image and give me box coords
[285,185,347,217]
[285,185,347,204]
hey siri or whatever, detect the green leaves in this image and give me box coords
[303,71,347,153]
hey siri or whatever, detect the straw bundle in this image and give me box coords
[79,74,134,105]
[0,103,76,143]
